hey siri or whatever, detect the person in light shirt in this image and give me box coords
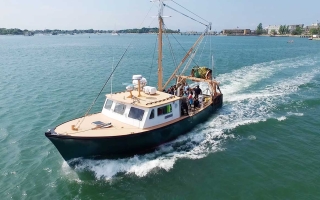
[188,91,194,108]
[183,83,189,93]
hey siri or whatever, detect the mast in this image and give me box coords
[157,1,164,91]
[158,17,163,91]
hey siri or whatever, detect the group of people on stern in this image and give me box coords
[161,67,219,116]
[163,83,203,116]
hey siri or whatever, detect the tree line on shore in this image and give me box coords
[0,27,180,35]
[256,23,320,35]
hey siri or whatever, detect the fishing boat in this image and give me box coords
[45,0,223,162]
[111,25,120,36]
[111,30,120,36]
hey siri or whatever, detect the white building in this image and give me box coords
[266,25,280,35]
[304,22,319,34]
[266,24,304,35]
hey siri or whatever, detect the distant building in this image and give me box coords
[266,24,304,35]
[24,31,34,36]
[288,24,304,32]
[222,29,251,35]
[250,30,257,34]
[266,25,280,35]
[305,22,320,34]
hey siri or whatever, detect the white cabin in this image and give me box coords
[101,88,182,129]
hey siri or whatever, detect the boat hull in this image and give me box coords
[45,94,223,161]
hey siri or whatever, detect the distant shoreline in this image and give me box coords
[0,33,314,38]
[217,34,313,38]
[0,27,180,36]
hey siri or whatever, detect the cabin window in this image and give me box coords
[114,103,126,115]
[128,107,145,121]
[104,99,113,110]
[149,109,155,119]
[157,104,172,116]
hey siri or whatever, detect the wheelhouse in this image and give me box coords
[102,90,181,129]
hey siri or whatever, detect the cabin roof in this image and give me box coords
[106,90,181,108]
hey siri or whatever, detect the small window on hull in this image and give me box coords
[104,99,113,110]
[128,107,145,121]
[157,104,172,116]
[114,103,126,115]
[149,109,155,119]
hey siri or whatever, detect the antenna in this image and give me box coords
[210,29,215,79]
[111,56,114,95]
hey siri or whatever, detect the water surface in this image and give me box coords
[0,34,320,199]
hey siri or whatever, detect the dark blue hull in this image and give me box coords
[45,94,223,161]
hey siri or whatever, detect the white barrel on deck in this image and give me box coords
[143,86,151,93]
[149,87,157,95]
[143,86,157,95]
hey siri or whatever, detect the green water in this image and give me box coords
[0,34,320,199]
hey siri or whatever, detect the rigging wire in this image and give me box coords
[161,1,211,70]
[197,33,209,63]
[163,3,207,27]
[163,25,179,82]
[148,16,157,28]
[179,37,205,76]
[172,0,210,24]
[167,32,201,68]
[111,47,114,95]
[76,4,155,128]
[76,44,132,128]
[148,36,158,81]
[210,34,214,78]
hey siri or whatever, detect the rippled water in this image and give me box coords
[1,34,320,199]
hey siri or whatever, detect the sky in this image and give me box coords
[0,0,319,32]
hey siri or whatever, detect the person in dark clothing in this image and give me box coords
[194,85,202,98]
[181,96,189,115]
[194,97,199,108]
[169,87,174,95]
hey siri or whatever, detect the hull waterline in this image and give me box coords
[45,94,223,161]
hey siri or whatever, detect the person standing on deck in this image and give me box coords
[188,91,194,108]
[181,96,189,115]
[194,85,202,98]
[194,97,199,108]
[183,83,189,94]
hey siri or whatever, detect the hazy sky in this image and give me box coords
[1,0,319,31]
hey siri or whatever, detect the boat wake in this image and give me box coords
[64,55,320,180]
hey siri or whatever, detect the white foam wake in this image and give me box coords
[67,55,320,180]
[220,56,319,101]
